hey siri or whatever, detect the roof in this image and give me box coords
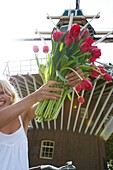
[3,59,113,141]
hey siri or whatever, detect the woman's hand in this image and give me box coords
[33,80,64,102]
[65,67,84,88]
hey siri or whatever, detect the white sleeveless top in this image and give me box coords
[0,116,29,170]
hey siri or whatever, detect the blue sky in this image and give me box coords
[0,0,113,74]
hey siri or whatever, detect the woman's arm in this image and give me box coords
[0,81,63,129]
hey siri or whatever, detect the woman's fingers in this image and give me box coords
[36,80,64,102]
[65,68,84,87]
[41,81,63,92]
[46,80,61,86]
[75,67,84,78]
[40,91,62,99]
[67,79,81,87]
[47,87,64,92]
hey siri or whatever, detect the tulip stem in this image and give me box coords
[93,68,104,76]
[61,67,83,80]
[74,90,80,97]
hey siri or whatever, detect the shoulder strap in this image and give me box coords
[18,115,23,126]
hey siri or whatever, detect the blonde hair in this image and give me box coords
[0,79,19,104]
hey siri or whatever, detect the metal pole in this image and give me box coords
[76,0,80,9]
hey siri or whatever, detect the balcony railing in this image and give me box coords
[2,58,46,79]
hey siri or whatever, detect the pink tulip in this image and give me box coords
[52,30,64,42]
[33,45,39,53]
[43,46,49,53]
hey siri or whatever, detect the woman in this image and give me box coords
[0,69,83,170]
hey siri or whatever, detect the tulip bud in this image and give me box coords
[33,45,39,53]
[43,46,49,53]
[78,96,85,104]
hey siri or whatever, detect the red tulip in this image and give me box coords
[103,73,112,82]
[84,36,94,45]
[90,64,100,78]
[70,24,80,37]
[78,96,85,104]
[80,42,91,53]
[80,29,89,38]
[98,65,106,74]
[80,78,93,90]
[90,56,97,62]
[90,69,100,78]
[91,48,101,59]
[75,84,82,92]
[90,45,98,50]
[64,32,74,46]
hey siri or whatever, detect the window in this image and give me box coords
[40,140,55,159]
[81,108,88,119]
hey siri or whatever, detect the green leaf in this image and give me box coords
[83,71,91,75]
[38,64,46,83]
[59,42,64,51]
[62,52,90,69]
[52,45,62,68]
[67,93,72,101]
[46,54,53,78]
[60,55,69,68]
[69,42,80,56]
[79,65,96,70]
[56,70,68,82]
[61,56,79,68]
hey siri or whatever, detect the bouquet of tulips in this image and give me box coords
[33,24,112,122]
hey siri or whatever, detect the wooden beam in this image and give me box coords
[34,31,51,35]
[15,37,113,43]
[34,31,113,36]
[60,16,87,26]
[47,15,100,20]
[95,31,113,35]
